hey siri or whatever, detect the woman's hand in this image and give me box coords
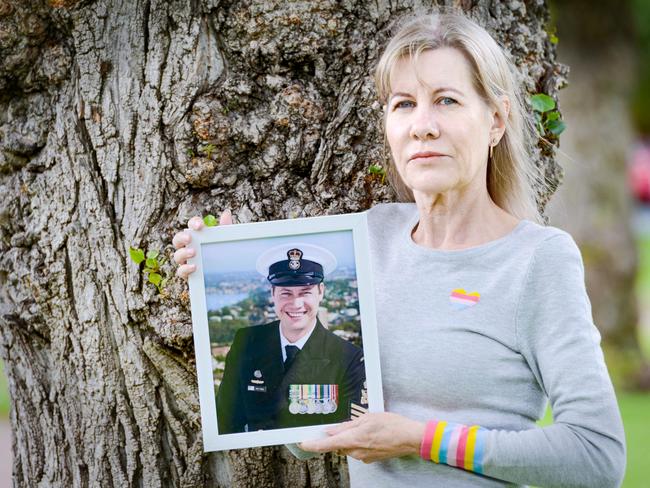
[299,412,425,463]
[172,210,233,279]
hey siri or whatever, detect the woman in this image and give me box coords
[173,11,626,488]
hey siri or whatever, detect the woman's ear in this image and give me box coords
[489,95,510,142]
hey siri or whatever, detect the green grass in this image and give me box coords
[618,392,650,487]
[0,360,9,419]
[637,234,650,296]
[637,234,650,359]
[623,234,650,487]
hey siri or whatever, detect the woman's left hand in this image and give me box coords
[299,412,425,463]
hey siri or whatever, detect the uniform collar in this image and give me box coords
[279,319,317,360]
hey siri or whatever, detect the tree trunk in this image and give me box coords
[0,0,565,486]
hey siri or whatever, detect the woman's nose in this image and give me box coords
[410,105,440,140]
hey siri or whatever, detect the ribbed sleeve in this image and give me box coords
[478,233,626,487]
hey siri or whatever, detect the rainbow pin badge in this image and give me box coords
[449,288,480,310]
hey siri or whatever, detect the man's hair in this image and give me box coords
[271,283,324,295]
[374,9,549,223]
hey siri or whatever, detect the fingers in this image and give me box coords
[173,246,195,265]
[300,430,356,453]
[298,438,337,453]
[220,209,233,225]
[173,210,232,280]
[176,263,197,279]
[188,216,205,231]
[325,419,358,436]
[172,230,191,250]
[174,210,231,249]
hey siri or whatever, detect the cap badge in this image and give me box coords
[287,248,303,270]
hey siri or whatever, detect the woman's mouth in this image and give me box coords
[409,151,446,162]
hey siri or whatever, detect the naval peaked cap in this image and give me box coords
[256,243,337,286]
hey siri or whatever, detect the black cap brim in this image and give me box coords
[268,272,324,287]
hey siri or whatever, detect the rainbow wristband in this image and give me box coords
[419,420,487,474]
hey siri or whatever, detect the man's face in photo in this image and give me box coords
[272,283,325,336]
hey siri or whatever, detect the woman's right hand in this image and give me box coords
[172,209,233,280]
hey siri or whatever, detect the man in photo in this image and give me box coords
[216,243,366,434]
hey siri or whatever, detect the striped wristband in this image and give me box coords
[419,420,487,474]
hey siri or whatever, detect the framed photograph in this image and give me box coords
[187,212,383,451]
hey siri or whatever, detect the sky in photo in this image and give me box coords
[201,229,356,276]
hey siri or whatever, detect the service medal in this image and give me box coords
[288,385,300,415]
[315,401,323,414]
[307,399,316,414]
[322,399,332,413]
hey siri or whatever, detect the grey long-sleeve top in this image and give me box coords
[292,204,625,488]
[291,203,625,487]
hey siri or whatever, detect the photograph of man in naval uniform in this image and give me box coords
[216,243,367,434]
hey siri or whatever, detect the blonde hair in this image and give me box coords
[374,10,547,223]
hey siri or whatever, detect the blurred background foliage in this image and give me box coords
[630,0,650,135]
[1,0,649,486]
[546,1,650,486]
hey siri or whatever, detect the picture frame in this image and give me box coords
[187,212,384,451]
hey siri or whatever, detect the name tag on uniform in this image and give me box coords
[247,369,266,392]
[288,384,338,415]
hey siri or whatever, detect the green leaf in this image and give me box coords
[531,94,556,113]
[368,164,385,175]
[550,33,559,45]
[204,214,218,227]
[146,249,159,259]
[160,277,169,289]
[203,143,216,158]
[148,273,162,286]
[546,119,566,136]
[129,246,145,265]
[146,258,158,269]
[546,111,560,121]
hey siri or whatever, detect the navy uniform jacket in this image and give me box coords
[216,319,366,434]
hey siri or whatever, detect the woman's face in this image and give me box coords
[385,47,502,197]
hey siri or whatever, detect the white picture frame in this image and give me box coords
[187,212,383,451]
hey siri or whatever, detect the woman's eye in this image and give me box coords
[439,97,457,105]
[393,100,415,109]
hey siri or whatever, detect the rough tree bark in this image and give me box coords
[0,0,566,486]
